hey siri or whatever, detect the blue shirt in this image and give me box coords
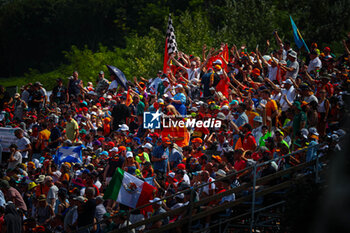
[169,148,182,169]
[306,140,319,162]
[152,145,168,172]
[235,112,249,128]
[173,93,186,104]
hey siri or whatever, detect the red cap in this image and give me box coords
[107,141,115,147]
[98,137,105,142]
[191,138,203,144]
[324,47,331,52]
[177,163,186,170]
[118,146,126,152]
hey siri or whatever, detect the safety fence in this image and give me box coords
[75,142,331,233]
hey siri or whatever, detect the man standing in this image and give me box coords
[51,78,68,104]
[111,96,131,131]
[68,71,83,99]
[0,180,27,212]
[307,50,322,74]
[151,137,171,180]
[14,129,31,162]
[95,71,110,96]
[45,176,58,209]
[280,51,299,80]
[65,111,79,142]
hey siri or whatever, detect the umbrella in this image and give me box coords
[106,65,128,90]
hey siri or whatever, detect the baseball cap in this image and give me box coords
[309,127,319,136]
[213,59,222,65]
[142,143,153,150]
[149,197,162,205]
[283,79,293,85]
[99,71,104,75]
[253,116,263,123]
[118,124,129,131]
[216,112,226,121]
[109,147,119,153]
[126,151,133,158]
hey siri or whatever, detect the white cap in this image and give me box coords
[283,79,293,85]
[168,172,175,178]
[216,169,227,177]
[300,128,309,138]
[175,84,183,89]
[118,124,129,131]
[190,107,198,112]
[163,78,170,83]
[158,98,164,104]
[142,143,153,150]
[176,193,184,199]
[309,127,319,136]
[109,147,119,153]
[126,151,133,158]
[107,95,112,99]
[213,59,222,65]
[221,105,229,111]
[149,197,162,205]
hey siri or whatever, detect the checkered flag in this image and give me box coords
[166,14,178,55]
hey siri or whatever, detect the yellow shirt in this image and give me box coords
[37,129,51,150]
[66,119,79,141]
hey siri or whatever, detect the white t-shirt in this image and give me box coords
[149,77,162,94]
[201,177,216,195]
[286,60,299,80]
[267,64,278,81]
[108,80,118,90]
[8,151,22,169]
[186,68,200,81]
[47,185,59,209]
[303,94,318,104]
[17,137,31,159]
[279,86,296,111]
[307,57,322,73]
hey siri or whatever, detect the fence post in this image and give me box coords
[250,164,257,233]
[187,188,194,232]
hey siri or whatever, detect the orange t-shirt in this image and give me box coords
[161,126,190,147]
[35,184,50,197]
[265,99,278,126]
[245,110,259,127]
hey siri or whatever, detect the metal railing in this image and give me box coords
[75,141,330,233]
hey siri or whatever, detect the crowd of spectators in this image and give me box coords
[0,31,349,233]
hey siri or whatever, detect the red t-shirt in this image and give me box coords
[242,132,257,151]
[234,159,247,171]
[216,75,230,98]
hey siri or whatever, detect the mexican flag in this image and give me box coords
[103,167,156,208]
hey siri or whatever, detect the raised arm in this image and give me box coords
[264,78,281,92]
[171,56,187,71]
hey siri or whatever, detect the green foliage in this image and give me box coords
[1,0,349,90]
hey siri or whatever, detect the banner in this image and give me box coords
[0,127,18,152]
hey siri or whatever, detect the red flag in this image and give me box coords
[125,88,133,107]
[207,44,230,71]
[163,14,178,73]
[163,39,170,73]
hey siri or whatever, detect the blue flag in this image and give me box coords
[290,16,310,53]
[54,145,83,164]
